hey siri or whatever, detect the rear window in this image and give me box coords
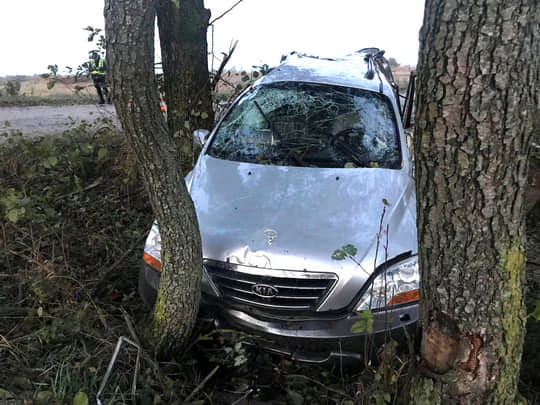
[207,82,401,169]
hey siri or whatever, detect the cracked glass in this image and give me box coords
[207,82,401,169]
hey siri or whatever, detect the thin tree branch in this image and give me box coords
[182,365,219,404]
[209,0,246,25]
[211,40,238,90]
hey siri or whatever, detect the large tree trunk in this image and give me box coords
[105,0,203,357]
[410,0,538,403]
[156,0,214,175]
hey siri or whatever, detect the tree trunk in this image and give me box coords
[411,0,538,403]
[156,0,214,175]
[104,0,203,357]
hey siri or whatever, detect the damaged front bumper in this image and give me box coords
[139,262,418,364]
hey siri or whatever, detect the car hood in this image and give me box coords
[189,155,417,277]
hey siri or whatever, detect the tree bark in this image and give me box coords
[104,0,203,357]
[156,0,214,175]
[411,0,539,403]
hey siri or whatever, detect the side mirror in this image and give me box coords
[193,129,210,147]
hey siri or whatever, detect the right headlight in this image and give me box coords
[355,255,419,311]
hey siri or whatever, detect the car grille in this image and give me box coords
[205,261,337,311]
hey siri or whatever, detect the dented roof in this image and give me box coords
[256,50,396,97]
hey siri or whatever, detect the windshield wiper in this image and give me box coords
[253,100,280,144]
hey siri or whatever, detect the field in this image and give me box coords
[0,65,415,108]
[0,76,98,106]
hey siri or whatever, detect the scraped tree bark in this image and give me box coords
[104,0,211,357]
[411,0,538,403]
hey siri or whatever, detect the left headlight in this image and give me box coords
[355,255,419,311]
[143,221,162,271]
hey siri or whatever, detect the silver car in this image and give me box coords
[139,49,419,363]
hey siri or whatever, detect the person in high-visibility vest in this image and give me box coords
[89,52,110,104]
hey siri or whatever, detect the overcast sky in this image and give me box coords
[1,0,425,77]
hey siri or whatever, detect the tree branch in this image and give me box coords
[209,0,246,25]
[211,40,238,90]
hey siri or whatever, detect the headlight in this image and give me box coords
[356,256,419,311]
[143,221,162,271]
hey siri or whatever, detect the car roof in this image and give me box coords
[255,49,397,99]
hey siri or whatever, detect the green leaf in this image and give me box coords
[97,148,108,160]
[46,79,56,90]
[7,207,25,223]
[43,156,58,169]
[351,310,374,334]
[331,249,346,261]
[529,300,540,321]
[0,389,14,400]
[359,309,373,320]
[35,391,53,405]
[73,391,89,405]
[382,198,390,206]
[342,244,357,257]
[201,112,209,119]
[351,320,367,334]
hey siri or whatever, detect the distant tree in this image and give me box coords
[105,0,212,357]
[5,80,21,96]
[387,57,399,68]
[410,0,538,403]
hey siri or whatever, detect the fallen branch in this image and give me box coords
[182,365,219,404]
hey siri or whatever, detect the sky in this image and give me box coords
[0,0,425,77]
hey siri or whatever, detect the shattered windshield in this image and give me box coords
[207,82,401,169]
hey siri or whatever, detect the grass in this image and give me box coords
[0,94,98,107]
[0,123,152,403]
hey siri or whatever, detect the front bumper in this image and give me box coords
[139,262,419,362]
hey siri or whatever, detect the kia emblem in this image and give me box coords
[251,284,279,298]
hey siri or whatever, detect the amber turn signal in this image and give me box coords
[143,252,162,271]
[388,289,419,306]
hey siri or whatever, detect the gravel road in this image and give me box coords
[0,104,119,136]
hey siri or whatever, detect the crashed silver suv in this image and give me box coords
[139,49,418,363]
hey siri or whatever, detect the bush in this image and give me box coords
[0,123,153,403]
[5,80,21,96]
